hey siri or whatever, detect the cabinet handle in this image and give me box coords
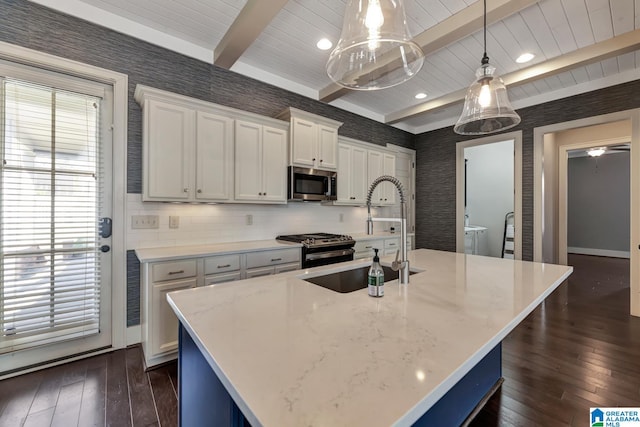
[183,188,188,193]
[350,196,355,200]
[319,159,323,162]
[312,158,316,161]
[365,245,372,249]
[168,270,185,275]
[197,189,202,193]
[258,192,263,196]
[217,264,231,269]
[264,192,267,196]
[271,258,282,262]
[388,243,396,246]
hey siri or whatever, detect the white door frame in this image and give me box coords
[0,42,128,358]
[455,131,523,259]
[533,109,640,317]
[558,137,630,265]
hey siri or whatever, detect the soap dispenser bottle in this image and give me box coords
[368,248,384,297]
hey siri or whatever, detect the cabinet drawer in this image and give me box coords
[204,271,242,286]
[204,254,241,275]
[354,239,383,253]
[384,238,400,249]
[274,262,300,274]
[152,259,197,282]
[246,248,300,269]
[245,266,274,278]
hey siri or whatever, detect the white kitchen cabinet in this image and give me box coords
[278,107,342,171]
[354,235,411,260]
[136,87,234,203]
[142,257,198,368]
[150,278,197,357]
[195,111,234,200]
[235,120,288,203]
[337,142,367,205]
[245,247,301,277]
[383,237,401,256]
[143,99,193,201]
[367,149,396,206]
[140,245,302,368]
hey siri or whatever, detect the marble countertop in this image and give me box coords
[167,249,572,427]
[350,231,414,240]
[135,239,301,263]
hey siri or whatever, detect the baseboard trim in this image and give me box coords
[126,325,141,346]
[568,247,630,259]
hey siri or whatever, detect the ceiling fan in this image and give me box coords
[586,144,630,157]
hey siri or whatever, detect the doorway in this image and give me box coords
[456,131,523,259]
[533,110,640,317]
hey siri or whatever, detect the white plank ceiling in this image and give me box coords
[36,0,640,133]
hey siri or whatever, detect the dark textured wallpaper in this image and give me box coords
[415,79,640,261]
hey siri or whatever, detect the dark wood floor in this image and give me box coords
[471,254,640,426]
[0,254,638,427]
[0,345,177,427]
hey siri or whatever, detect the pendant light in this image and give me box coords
[327,0,424,90]
[454,0,520,135]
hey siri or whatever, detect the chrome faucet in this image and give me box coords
[366,175,409,285]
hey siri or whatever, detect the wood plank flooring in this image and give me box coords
[470,254,640,426]
[0,346,177,427]
[0,254,637,426]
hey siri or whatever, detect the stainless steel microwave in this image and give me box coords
[288,166,337,201]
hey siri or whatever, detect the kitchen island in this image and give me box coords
[167,249,572,426]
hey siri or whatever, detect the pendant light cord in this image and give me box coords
[482,0,489,65]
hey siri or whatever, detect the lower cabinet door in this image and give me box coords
[151,278,197,357]
[274,262,300,274]
[204,271,242,286]
[245,266,275,278]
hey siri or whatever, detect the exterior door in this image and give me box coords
[0,68,113,373]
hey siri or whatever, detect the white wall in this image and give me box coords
[126,194,386,250]
[568,152,630,256]
[465,140,514,257]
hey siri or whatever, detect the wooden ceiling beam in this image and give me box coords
[214,0,289,69]
[319,0,539,103]
[385,28,640,124]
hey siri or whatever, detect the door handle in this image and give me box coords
[100,218,112,238]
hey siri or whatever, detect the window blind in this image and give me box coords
[0,78,103,353]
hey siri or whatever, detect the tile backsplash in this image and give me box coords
[126,194,387,250]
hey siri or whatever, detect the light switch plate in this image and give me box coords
[132,215,159,229]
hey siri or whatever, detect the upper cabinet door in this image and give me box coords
[195,112,234,201]
[290,117,316,167]
[317,124,338,170]
[367,150,384,205]
[383,153,396,205]
[234,120,263,201]
[261,126,287,203]
[351,145,368,204]
[144,100,193,201]
[336,143,352,203]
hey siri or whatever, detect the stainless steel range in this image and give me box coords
[276,233,355,268]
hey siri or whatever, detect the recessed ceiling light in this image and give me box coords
[316,38,333,51]
[415,92,427,99]
[516,53,535,64]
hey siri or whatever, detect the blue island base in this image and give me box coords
[178,323,502,427]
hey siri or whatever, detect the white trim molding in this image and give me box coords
[455,131,523,260]
[0,41,129,350]
[567,247,630,259]
[533,109,640,317]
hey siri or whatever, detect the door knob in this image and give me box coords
[100,245,110,253]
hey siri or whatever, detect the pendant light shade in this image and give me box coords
[454,0,520,135]
[327,0,424,90]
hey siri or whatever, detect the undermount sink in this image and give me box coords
[303,265,418,293]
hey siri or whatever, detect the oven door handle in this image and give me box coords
[305,248,355,261]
